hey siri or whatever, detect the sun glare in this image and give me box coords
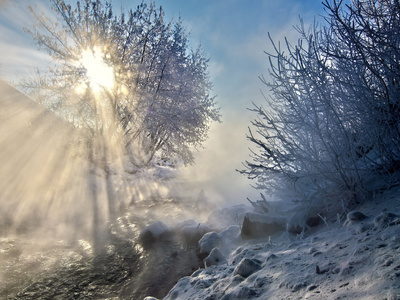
[79,48,114,92]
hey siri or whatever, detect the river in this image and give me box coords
[0,197,206,299]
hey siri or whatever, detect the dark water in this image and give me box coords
[0,199,205,300]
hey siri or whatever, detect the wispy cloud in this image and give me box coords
[0,1,54,81]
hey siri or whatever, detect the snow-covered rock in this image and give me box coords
[233,257,262,278]
[344,210,369,227]
[374,211,399,228]
[218,225,241,247]
[163,186,400,300]
[198,231,222,255]
[347,210,368,221]
[138,220,169,247]
[204,247,227,267]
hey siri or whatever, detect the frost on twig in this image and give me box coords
[318,214,331,231]
[296,227,306,240]
[247,193,270,214]
[337,213,342,227]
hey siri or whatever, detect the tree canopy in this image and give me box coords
[23,0,220,166]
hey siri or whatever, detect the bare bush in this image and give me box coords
[240,0,400,215]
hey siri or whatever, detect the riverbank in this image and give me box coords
[160,186,400,300]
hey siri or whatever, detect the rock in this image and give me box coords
[312,251,322,257]
[347,211,368,221]
[339,265,353,275]
[233,258,262,278]
[267,254,278,261]
[374,212,399,228]
[139,221,170,248]
[227,275,244,288]
[204,248,227,267]
[199,232,222,255]
[254,276,271,288]
[241,212,286,239]
[307,247,318,254]
[235,287,258,298]
[316,265,329,274]
[355,223,374,234]
[219,225,241,242]
[308,284,318,291]
[221,286,257,300]
[175,220,210,246]
[291,282,307,292]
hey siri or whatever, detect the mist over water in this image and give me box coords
[0,80,219,298]
[1,81,80,234]
[0,79,200,233]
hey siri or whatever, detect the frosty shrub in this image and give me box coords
[22,0,220,166]
[240,0,400,215]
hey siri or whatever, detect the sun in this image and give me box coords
[79,47,114,92]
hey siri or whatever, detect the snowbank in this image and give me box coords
[159,187,400,300]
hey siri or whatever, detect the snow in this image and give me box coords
[156,186,400,300]
[4,137,400,299]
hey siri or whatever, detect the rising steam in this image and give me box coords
[0,80,214,244]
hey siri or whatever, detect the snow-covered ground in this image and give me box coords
[143,185,400,300]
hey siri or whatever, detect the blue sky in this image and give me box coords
[0,0,325,204]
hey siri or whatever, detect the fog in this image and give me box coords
[0,80,228,242]
[0,80,93,238]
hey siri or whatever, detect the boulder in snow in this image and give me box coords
[199,231,222,255]
[233,258,262,278]
[374,212,399,228]
[241,212,286,239]
[139,221,170,248]
[204,247,227,267]
[347,211,368,221]
[223,286,258,299]
[219,225,241,244]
